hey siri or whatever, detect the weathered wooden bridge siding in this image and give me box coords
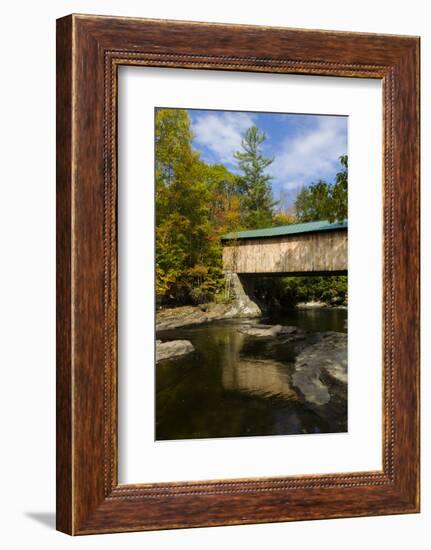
[223,230,347,274]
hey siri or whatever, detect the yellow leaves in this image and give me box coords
[272,211,296,227]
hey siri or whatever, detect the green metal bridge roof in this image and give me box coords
[221,219,347,241]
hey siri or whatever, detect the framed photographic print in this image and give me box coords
[56,14,420,535]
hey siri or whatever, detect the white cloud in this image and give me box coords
[271,116,347,190]
[191,111,255,165]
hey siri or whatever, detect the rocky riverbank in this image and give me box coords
[156,299,260,331]
[156,297,347,331]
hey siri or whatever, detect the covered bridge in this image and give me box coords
[221,220,347,276]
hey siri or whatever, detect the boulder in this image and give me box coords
[292,332,347,405]
[296,301,327,309]
[237,324,299,339]
[156,339,195,363]
[225,297,261,319]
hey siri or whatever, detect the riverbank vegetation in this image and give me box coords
[155,108,347,309]
[254,275,347,310]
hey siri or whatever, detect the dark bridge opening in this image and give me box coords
[231,272,348,314]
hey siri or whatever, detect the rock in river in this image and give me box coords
[237,324,299,339]
[156,339,194,363]
[296,301,327,309]
[292,332,347,405]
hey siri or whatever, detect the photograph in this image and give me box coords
[155,107,348,440]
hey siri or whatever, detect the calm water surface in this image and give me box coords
[156,308,347,440]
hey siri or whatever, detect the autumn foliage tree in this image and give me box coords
[155,109,242,305]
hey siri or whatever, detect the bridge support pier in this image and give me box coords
[224,271,261,318]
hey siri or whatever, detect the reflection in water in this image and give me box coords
[156,309,347,441]
[221,332,297,400]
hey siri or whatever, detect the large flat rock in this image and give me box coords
[156,339,195,363]
[236,324,299,339]
[156,301,260,331]
[292,332,347,405]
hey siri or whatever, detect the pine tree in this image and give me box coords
[234,126,275,229]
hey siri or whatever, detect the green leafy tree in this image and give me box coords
[234,126,276,229]
[295,155,348,223]
[295,180,332,222]
[331,154,348,221]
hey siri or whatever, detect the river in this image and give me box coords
[156,308,347,441]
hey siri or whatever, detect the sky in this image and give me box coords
[187,108,348,209]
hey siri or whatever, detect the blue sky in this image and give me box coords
[188,109,348,209]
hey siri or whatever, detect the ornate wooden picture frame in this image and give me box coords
[56,14,420,535]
